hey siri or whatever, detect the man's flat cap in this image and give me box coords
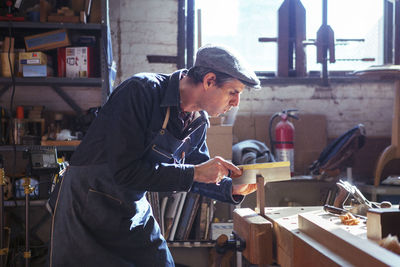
[194,44,261,89]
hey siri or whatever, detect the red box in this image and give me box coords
[57,47,94,77]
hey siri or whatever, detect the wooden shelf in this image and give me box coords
[4,199,47,207]
[167,241,215,248]
[40,140,81,147]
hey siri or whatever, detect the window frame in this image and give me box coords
[179,0,396,82]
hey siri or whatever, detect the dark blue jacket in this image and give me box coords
[49,70,241,267]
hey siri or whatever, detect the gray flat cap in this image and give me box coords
[194,44,261,89]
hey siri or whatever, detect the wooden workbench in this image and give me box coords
[262,206,400,267]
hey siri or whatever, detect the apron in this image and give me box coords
[49,107,205,267]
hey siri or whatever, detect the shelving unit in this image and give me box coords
[0,77,102,86]
[0,0,110,115]
[0,2,110,265]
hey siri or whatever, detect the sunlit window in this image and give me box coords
[196,0,383,74]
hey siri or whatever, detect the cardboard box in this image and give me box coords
[24,29,70,51]
[22,64,53,77]
[48,15,80,23]
[233,114,327,175]
[207,125,233,160]
[58,47,93,78]
[2,37,14,52]
[19,52,48,65]
[210,222,233,240]
[209,116,222,125]
[18,52,49,75]
[0,52,15,77]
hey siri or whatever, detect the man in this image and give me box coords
[49,44,260,266]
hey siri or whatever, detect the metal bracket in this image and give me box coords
[51,85,83,115]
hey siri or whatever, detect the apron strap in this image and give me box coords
[162,107,170,129]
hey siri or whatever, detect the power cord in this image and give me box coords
[7,20,16,146]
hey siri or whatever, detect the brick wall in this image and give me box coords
[110,0,178,86]
[109,0,395,140]
[238,80,394,137]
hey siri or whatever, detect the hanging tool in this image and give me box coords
[258,0,306,77]
[316,0,335,86]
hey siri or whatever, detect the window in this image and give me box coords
[196,0,383,74]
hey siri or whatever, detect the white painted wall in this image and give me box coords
[110,0,178,86]
[109,0,394,138]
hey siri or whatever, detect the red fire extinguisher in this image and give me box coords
[269,109,299,175]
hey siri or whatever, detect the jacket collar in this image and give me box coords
[160,69,210,126]
[160,69,186,108]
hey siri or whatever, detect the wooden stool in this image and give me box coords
[355,65,400,186]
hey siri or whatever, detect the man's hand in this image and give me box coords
[229,167,257,196]
[194,156,242,184]
[232,184,257,196]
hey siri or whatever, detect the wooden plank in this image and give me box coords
[233,208,273,265]
[276,245,292,267]
[298,211,400,266]
[264,207,364,266]
[292,231,349,267]
[264,207,321,267]
[232,161,291,185]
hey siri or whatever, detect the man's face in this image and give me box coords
[202,77,245,116]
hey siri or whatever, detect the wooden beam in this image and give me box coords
[256,175,265,217]
[233,208,273,265]
[146,55,178,64]
[298,211,400,266]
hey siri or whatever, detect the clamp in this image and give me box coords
[215,232,246,255]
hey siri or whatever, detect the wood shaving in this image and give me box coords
[339,212,360,225]
[379,234,400,255]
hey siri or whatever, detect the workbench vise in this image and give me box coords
[232,208,273,266]
[215,232,245,255]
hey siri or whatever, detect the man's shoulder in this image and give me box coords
[131,72,169,86]
[111,72,170,98]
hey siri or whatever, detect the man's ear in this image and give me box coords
[203,72,216,90]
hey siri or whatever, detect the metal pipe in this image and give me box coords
[321,0,328,86]
[394,0,400,64]
[187,0,195,67]
[197,9,202,48]
[383,0,393,64]
[177,0,186,69]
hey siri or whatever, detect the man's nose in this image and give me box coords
[231,94,240,107]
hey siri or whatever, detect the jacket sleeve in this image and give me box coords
[186,129,244,205]
[105,79,194,192]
